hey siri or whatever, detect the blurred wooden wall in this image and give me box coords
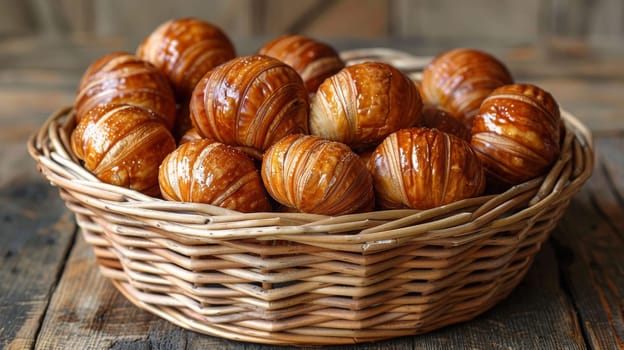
[1,0,622,47]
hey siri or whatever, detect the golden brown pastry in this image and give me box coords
[190,55,309,154]
[258,34,345,93]
[178,127,203,145]
[179,128,264,161]
[471,83,561,187]
[136,17,236,99]
[159,139,271,213]
[421,106,471,142]
[262,134,374,215]
[74,52,176,129]
[357,148,375,168]
[71,104,176,196]
[421,48,513,128]
[310,61,423,149]
[369,128,486,210]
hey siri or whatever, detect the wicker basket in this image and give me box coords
[28,48,594,346]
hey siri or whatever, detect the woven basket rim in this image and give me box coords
[26,50,595,249]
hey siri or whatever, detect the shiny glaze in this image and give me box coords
[190,55,309,153]
[136,18,236,99]
[370,128,485,210]
[471,83,561,186]
[159,139,271,213]
[71,104,176,196]
[262,134,374,215]
[179,128,264,161]
[421,48,513,127]
[310,62,423,149]
[258,35,345,93]
[421,106,471,142]
[178,127,203,145]
[75,52,176,129]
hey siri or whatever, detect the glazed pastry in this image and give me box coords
[178,127,203,145]
[177,127,262,159]
[159,139,272,213]
[370,128,485,210]
[262,134,374,215]
[258,34,345,93]
[310,61,423,149]
[471,83,561,187]
[190,55,309,154]
[421,106,471,142]
[136,17,236,99]
[357,148,375,168]
[74,52,176,129]
[71,104,176,196]
[421,48,513,127]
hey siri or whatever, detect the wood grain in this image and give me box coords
[0,108,75,349]
[0,62,78,349]
[34,234,177,349]
[553,136,624,350]
[0,181,75,350]
[3,0,623,46]
[393,0,541,41]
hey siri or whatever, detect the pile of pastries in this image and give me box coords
[71,18,562,216]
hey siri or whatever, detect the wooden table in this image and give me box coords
[1,36,623,349]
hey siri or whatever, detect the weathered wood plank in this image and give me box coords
[0,100,77,349]
[91,0,254,44]
[0,0,34,37]
[543,0,624,41]
[257,0,325,34]
[392,0,541,42]
[285,0,389,39]
[33,235,237,350]
[0,36,117,76]
[0,181,75,350]
[552,136,624,349]
[528,79,624,135]
[0,65,79,348]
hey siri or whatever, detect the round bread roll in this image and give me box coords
[136,17,236,100]
[159,139,272,213]
[71,104,176,196]
[190,55,309,154]
[310,61,423,149]
[370,128,486,210]
[421,48,513,128]
[258,34,345,93]
[262,134,374,215]
[75,52,176,129]
[471,83,561,187]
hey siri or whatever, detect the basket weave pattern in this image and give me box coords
[28,49,594,345]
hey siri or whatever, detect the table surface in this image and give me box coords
[1,35,623,350]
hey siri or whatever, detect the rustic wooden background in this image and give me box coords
[1,0,622,50]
